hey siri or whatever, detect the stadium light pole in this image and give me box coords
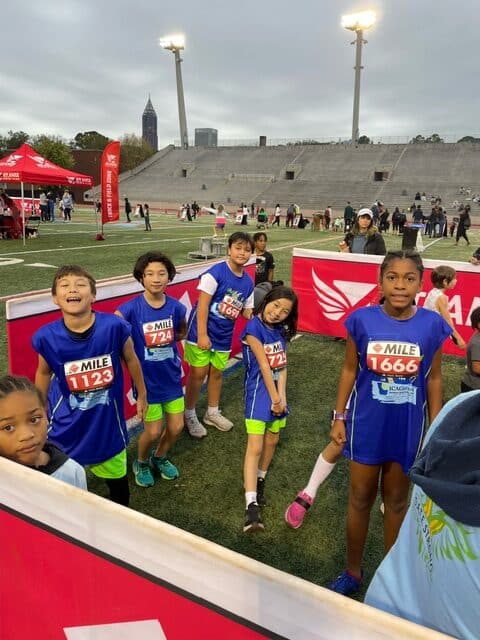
[342,11,376,145]
[159,34,189,149]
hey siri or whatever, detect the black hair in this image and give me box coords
[228,231,254,251]
[255,284,298,340]
[51,265,96,295]
[379,250,424,281]
[133,251,176,283]
[470,306,480,330]
[253,232,267,243]
[430,265,456,288]
[0,375,44,405]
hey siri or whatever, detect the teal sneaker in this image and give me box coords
[132,460,154,487]
[150,453,179,480]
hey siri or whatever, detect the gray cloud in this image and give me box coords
[2,0,479,145]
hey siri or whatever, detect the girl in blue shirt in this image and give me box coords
[241,285,298,533]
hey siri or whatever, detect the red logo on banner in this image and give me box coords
[101,141,120,224]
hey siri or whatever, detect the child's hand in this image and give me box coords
[197,334,212,350]
[136,394,148,422]
[271,398,286,416]
[330,419,347,446]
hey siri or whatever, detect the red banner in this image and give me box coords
[292,249,480,356]
[101,141,120,224]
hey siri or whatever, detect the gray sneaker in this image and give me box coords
[185,414,207,438]
[203,411,233,432]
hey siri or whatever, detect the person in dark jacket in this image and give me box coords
[455,205,471,246]
[339,208,386,255]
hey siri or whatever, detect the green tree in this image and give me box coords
[31,134,75,169]
[73,130,111,150]
[410,134,426,144]
[357,135,371,144]
[426,133,444,144]
[0,130,30,155]
[457,135,479,143]
[119,133,155,172]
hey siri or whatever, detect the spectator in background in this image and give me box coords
[47,192,55,223]
[286,204,295,228]
[344,201,355,232]
[39,191,49,222]
[62,191,73,223]
[272,204,281,227]
[324,206,332,230]
[455,205,471,246]
[124,197,132,223]
[144,203,152,232]
[340,208,386,255]
[391,207,401,235]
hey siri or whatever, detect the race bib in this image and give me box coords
[218,294,242,321]
[366,340,421,376]
[64,354,114,392]
[143,318,174,347]
[264,341,287,370]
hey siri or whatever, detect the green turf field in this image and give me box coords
[0,210,470,596]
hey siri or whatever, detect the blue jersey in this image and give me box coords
[343,306,451,472]
[187,261,254,351]
[118,294,186,403]
[32,312,131,466]
[242,316,287,422]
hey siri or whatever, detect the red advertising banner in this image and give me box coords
[101,141,120,224]
[292,249,480,356]
[0,458,444,640]
[6,260,255,420]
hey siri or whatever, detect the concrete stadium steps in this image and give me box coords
[118,143,480,214]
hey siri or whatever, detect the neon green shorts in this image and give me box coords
[145,397,185,422]
[89,449,127,480]
[245,418,287,435]
[184,342,230,372]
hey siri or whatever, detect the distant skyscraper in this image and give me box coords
[195,128,218,147]
[142,95,158,151]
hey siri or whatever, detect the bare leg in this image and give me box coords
[258,430,280,472]
[154,412,184,458]
[206,365,223,407]
[381,461,410,553]
[346,461,381,577]
[137,420,163,461]
[185,365,209,410]
[243,434,264,492]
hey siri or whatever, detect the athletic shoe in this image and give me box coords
[150,454,179,480]
[132,460,154,487]
[243,502,265,533]
[327,570,363,596]
[256,477,267,507]
[185,414,207,438]
[285,491,313,529]
[203,411,233,432]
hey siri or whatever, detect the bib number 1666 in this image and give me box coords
[367,356,419,375]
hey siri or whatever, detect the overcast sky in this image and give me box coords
[2,0,478,146]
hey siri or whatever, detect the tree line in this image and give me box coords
[0,130,156,173]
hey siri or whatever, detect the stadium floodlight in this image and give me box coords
[159,33,189,149]
[342,10,376,146]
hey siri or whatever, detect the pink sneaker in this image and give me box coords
[285,491,314,529]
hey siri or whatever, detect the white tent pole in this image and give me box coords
[21,182,25,246]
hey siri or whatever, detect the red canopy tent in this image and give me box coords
[0,143,93,242]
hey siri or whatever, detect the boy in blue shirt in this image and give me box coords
[116,252,187,488]
[184,232,255,437]
[32,265,147,506]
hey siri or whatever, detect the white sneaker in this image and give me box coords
[203,411,233,432]
[185,414,207,438]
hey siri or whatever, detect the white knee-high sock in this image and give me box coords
[304,453,337,499]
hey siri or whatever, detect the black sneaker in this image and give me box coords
[256,477,266,507]
[243,502,265,533]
